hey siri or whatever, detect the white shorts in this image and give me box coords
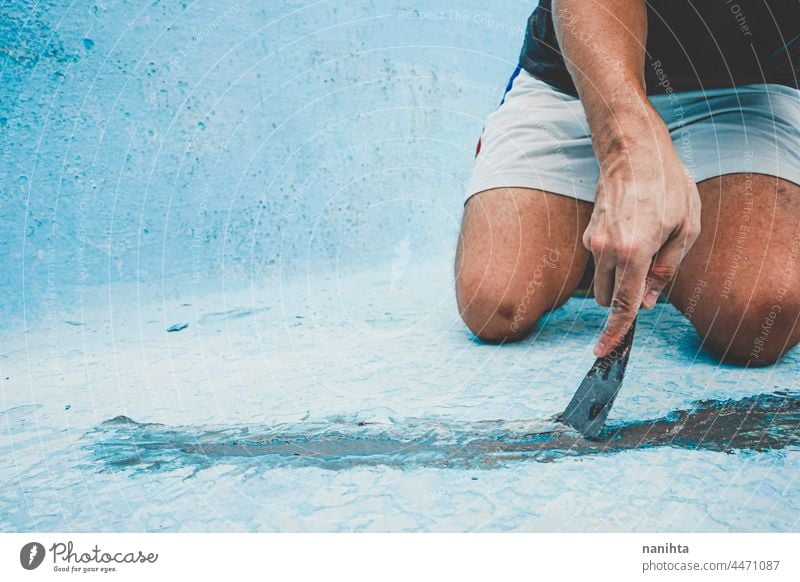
[467,67,800,203]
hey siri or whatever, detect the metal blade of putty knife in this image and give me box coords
[559,318,637,440]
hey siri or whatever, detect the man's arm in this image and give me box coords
[553,0,701,357]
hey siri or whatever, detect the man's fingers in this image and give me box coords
[594,256,648,357]
[589,235,616,307]
[593,252,616,307]
[642,229,699,308]
[642,246,681,309]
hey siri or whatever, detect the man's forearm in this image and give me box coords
[553,0,701,356]
[553,0,666,158]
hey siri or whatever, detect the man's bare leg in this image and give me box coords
[455,187,592,342]
[668,174,800,365]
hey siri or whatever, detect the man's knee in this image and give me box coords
[456,276,543,343]
[699,292,800,366]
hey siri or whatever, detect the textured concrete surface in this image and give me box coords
[1,0,530,321]
[2,264,800,531]
[2,1,800,532]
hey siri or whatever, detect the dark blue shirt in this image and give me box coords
[520,0,800,95]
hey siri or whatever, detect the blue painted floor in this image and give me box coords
[2,261,799,532]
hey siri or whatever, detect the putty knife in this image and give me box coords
[560,318,637,439]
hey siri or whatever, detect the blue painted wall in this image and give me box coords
[1,0,534,321]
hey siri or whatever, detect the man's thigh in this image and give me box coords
[455,187,592,342]
[668,174,800,364]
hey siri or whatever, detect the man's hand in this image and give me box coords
[553,0,701,356]
[585,111,701,357]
